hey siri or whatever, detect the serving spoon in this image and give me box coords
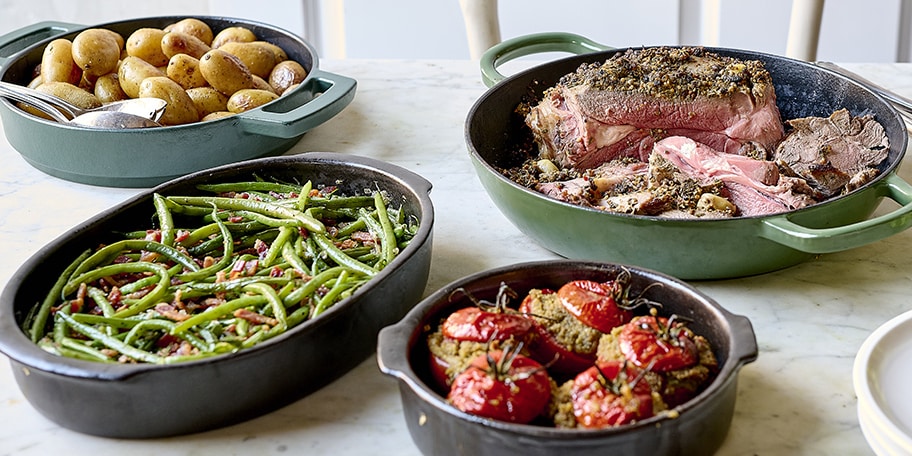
[0,81,165,128]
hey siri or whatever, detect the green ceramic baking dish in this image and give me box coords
[0,16,356,188]
[466,33,912,280]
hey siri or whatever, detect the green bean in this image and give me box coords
[27,249,90,342]
[262,225,294,268]
[123,319,212,353]
[69,239,199,282]
[281,241,311,276]
[154,193,175,247]
[373,192,399,267]
[196,181,301,194]
[70,313,142,329]
[166,196,324,233]
[33,181,416,365]
[57,311,163,364]
[58,337,113,362]
[312,233,377,277]
[243,282,287,331]
[177,206,234,282]
[296,181,312,211]
[85,286,116,317]
[171,295,267,334]
[282,266,346,306]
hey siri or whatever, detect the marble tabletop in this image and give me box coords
[0,58,910,455]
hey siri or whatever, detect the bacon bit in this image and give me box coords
[155,303,190,321]
[107,286,123,305]
[229,259,259,279]
[327,226,339,237]
[234,308,278,326]
[298,227,310,239]
[338,238,359,249]
[228,215,244,223]
[139,250,160,263]
[172,289,186,311]
[70,283,88,313]
[269,266,283,277]
[144,230,162,242]
[351,231,376,245]
[124,286,153,300]
[174,229,191,243]
[254,239,269,258]
[202,256,215,268]
[215,270,227,283]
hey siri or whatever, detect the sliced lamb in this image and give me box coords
[653,137,817,216]
[525,47,785,170]
[774,108,889,197]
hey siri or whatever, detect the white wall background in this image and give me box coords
[0,0,909,62]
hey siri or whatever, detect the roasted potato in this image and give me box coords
[165,18,214,46]
[201,111,235,121]
[227,89,279,113]
[199,49,256,95]
[166,54,207,89]
[268,60,307,95]
[211,26,256,48]
[126,28,169,67]
[186,86,228,117]
[118,56,166,98]
[72,29,122,78]
[138,76,200,125]
[93,73,128,103]
[40,39,81,84]
[219,41,276,79]
[35,81,101,109]
[161,31,210,60]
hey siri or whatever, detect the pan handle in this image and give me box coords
[480,32,610,88]
[0,21,82,68]
[760,173,912,253]
[236,69,356,139]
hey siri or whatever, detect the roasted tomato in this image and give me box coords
[428,284,535,390]
[447,348,552,424]
[441,306,534,342]
[618,314,698,372]
[520,289,600,376]
[571,360,655,428]
[557,279,634,333]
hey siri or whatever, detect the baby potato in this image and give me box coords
[186,86,228,117]
[202,111,235,121]
[211,26,256,48]
[126,28,169,67]
[227,88,278,113]
[118,56,166,98]
[72,29,122,77]
[251,75,275,93]
[218,41,276,79]
[253,41,288,62]
[268,60,307,95]
[199,49,256,95]
[138,76,200,125]
[161,31,210,60]
[166,54,207,89]
[165,18,214,45]
[94,73,128,103]
[40,39,81,84]
[35,81,102,109]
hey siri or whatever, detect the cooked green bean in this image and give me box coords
[29,179,416,364]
